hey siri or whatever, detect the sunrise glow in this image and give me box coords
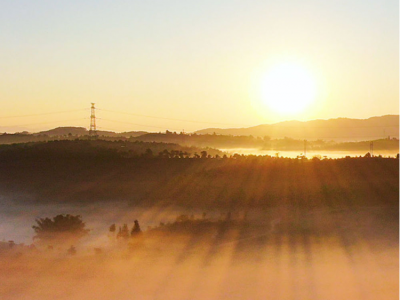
[260,63,317,116]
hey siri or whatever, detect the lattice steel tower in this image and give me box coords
[89,103,97,137]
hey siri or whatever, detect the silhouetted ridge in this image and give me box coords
[195,115,399,141]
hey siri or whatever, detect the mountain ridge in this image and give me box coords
[2,115,398,142]
[194,115,399,141]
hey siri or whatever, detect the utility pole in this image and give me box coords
[89,103,97,138]
[370,141,373,157]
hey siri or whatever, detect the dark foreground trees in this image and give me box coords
[32,214,89,245]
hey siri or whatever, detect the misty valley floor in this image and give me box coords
[0,155,398,300]
[0,205,398,300]
[1,228,398,300]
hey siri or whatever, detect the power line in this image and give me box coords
[0,109,88,119]
[97,118,396,139]
[98,118,182,131]
[97,108,249,127]
[96,126,121,132]
[18,118,87,128]
[1,105,397,130]
[2,104,398,138]
[97,108,398,129]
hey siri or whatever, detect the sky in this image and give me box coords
[0,0,398,133]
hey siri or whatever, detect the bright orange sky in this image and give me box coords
[0,1,398,133]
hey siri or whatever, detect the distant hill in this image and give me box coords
[35,127,147,138]
[119,131,148,138]
[195,115,399,141]
[36,127,88,136]
[1,115,398,144]
[0,127,149,145]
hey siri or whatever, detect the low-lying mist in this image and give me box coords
[0,152,398,299]
[0,199,398,300]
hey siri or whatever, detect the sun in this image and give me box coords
[260,62,317,115]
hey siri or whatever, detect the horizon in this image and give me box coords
[1,113,399,135]
[1,1,398,133]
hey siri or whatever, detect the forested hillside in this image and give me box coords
[0,140,397,209]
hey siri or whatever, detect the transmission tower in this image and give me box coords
[89,103,97,138]
[370,141,373,157]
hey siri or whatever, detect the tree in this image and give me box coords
[117,224,130,239]
[131,220,142,236]
[159,149,171,158]
[32,214,89,245]
[143,148,153,157]
[176,214,189,222]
